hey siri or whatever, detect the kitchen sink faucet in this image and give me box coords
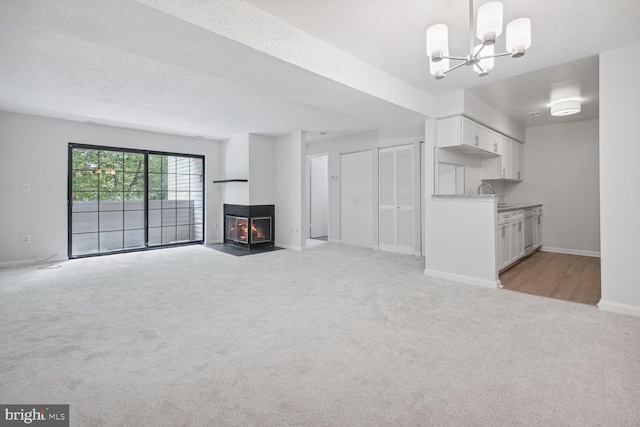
[477,183,494,195]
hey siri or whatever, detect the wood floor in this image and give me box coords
[500,251,601,305]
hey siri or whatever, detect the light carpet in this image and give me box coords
[0,244,639,426]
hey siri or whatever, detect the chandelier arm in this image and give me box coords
[473,43,485,59]
[473,63,484,73]
[440,55,468,62]
[484,51,513,59]
[444,60,469,75]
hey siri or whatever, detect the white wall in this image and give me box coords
[221,135,249,205]
[275,132,305,250]
[248,134,276,205]
[306,128,422,253]
[0,111,223,265]
[599,42,640,317]
[504,118,601,256]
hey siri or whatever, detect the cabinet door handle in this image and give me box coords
[518,222,522,232]
[517,171,521,179]
[474,135,479,146]
[494,143,498,152]
[501,226,505,238]
[502,168,505,177]
[538,217,541,225]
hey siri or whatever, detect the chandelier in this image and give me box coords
[426,0,531,79]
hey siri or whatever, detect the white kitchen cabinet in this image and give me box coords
[497,209,525,271]
[497,213,511,270]
[437,116,499,157]
[532,207,543,249]
[379,145,414,255]
[509,214,524,263]
[511,139,523,180]
[481,137,523,181]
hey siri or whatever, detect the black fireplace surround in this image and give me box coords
[223,204,275,250]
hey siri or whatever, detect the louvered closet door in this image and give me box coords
[378,145,414,255]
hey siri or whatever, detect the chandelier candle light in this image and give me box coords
[426,0,531,79]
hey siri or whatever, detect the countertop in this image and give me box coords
[497,203,542,212]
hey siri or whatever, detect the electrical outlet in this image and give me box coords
[23,183,31,193]
[23,235,30,244]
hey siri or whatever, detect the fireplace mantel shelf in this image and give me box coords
[213,179,248,183]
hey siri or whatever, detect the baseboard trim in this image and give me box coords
[598,300,640,317]
[275,243,302,252]
[541,246,600,258]
[328,239,341,244]
[424,269,500,289]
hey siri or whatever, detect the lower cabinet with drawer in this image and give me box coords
[497,210,525,271]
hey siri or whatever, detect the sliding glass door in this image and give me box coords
[69,144,204,258]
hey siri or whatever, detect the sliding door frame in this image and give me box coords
[67,143,205,259]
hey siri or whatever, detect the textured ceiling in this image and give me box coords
[245,0,640,94]
[1,0,639,141]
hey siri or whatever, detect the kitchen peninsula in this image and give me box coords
[425,195,542,289]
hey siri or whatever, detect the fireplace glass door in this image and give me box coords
[250,217,271,243]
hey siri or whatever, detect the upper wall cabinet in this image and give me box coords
[437,116,500,157]
[481,136,523,181]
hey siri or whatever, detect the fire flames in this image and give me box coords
[252,223,265,240]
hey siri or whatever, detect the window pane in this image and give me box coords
[162,226,176,244]
[99,211,124,232]
[124,152,144,172]
[73,171,99,191]
[99,197,123,212]
[124,172,145,193]
[176,225,190,241]
[176,157,190,174]
[72,232,99,255]
[100,150,124,171]
[99,231,123,252]
[148,209,161,227]
[176,208,190,225]
[124,210,144,230]
[162,209,176,226]
[164,156,176,173]
[124,229,145,249]
[99,172,124,192]
[72,212,98,233]
[148,227,162,246]
[148,154,163,173]
[72,149,99,171]
[124,200,144,212]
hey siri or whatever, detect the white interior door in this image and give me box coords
[340,151,372,248]
[379,145,414,255]
[309,155,328,238]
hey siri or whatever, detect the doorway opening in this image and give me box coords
[306,154,329,245]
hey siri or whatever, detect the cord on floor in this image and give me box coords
[34,253,62,270]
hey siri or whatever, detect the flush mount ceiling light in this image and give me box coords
[426,0,531,79]
[549,99,581,116]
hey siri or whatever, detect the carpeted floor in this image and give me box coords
[1,243,639,426]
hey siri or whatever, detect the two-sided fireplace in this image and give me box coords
[223,204,275,250]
